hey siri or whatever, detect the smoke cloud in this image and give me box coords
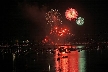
[19,2,48,42]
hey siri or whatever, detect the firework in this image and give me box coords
[76,17,84,25]
[65,8,78,21]
[49,26,71,45]
[43,8,75,45]
[42,36,53,44]
[50,26,71,37]
[58,27,71,37]
[45,9,62,26]
[43,25,71,45]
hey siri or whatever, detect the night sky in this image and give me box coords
[1,0,108,41]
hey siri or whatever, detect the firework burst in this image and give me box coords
[76,17,84,25]
[65,8,78,21]
[45,9,62,26]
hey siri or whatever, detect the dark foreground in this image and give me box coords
[0,46,108,72]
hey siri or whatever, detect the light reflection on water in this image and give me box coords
[79,50,86,72]
[1,46,108,72]
[2,47,86,72]
[54,49,86,72]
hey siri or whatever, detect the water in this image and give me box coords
[0,46,108,72]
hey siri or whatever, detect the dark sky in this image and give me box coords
[1,0,108,41]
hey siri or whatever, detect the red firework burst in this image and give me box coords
[65,8,78,21]
[50,26,71,37]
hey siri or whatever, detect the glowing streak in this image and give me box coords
[49,64,51,71]
[79,50,86,72]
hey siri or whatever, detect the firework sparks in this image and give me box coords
[43,25,71,45]
[43,8,80,45]
[65,8,78,21]
[50,26,71,37]
[45,9,62,26]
